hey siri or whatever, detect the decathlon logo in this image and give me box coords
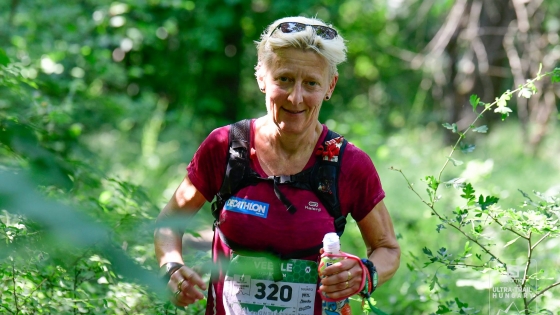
[224,197,269,218]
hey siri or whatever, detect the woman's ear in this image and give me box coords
[256,62,266,93]
[327,75,339,97]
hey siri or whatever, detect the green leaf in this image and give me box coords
[442,123,458,133]
[463,241,471,255]
[459,142,475,153]
[478,195,499,210]
[424,175,440,191]
[472,125,488,133]
[474,225,483,233]
[552,68,560,83]
[436,304,451,314]
[455,297,468,308]
[461,183,475,201]
[449,157,463,166]
[423,247,433,257]
[429,274,439,291]
[0,48,10,66]
[436,224,446,233]
[469,94,480,112]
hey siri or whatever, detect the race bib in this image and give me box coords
[223,255,318,315]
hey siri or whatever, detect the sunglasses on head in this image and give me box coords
[270,22,338,40]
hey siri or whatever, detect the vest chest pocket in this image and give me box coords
[223,254,319,315]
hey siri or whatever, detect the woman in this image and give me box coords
[154,16,400,315]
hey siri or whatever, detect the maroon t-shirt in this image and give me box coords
[187,120,385,315]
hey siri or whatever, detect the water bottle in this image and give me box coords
[318,233,352,315]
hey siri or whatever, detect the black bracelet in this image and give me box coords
[360,258,377,294]
[159,262,184,283]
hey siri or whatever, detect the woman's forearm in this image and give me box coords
[154,225,185,267]
[370,246,401,286]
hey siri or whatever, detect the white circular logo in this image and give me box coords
[305,266,311,273]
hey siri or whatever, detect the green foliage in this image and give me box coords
[1,1,559,314]
[393,71,560,314]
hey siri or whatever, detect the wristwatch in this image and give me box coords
[360,258,378,293]
[159,262,184,282]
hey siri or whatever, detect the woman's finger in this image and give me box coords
[168,266,207,306]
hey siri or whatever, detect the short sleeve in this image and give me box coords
[338,143,385,222]
[186,126,230,202]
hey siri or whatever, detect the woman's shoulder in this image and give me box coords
[207,124,230,142]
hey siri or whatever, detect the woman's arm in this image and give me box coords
[154,174,208,306]
[357,200,401,286]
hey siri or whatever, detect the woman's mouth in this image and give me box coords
[282,108,305,114]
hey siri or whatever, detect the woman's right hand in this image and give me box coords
[169,266,208,307]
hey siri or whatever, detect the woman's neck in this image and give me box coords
[254,117,322,175]
[255,117,322,156]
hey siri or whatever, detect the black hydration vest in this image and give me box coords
[211,119,349,237]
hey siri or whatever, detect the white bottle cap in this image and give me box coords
[323,232,340,254]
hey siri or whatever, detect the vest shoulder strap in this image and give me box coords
[314,129,348,235]
[211,119,256,221]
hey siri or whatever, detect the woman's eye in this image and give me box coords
[279,77,289,82]
[308,81,317,86]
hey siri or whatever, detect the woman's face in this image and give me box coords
[259,48,337,135]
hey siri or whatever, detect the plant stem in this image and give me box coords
[522,231,532,315]
[528,281,560,304]
[531,232,550,250]
[11,259,19,315]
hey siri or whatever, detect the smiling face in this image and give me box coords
[258,48,338,135]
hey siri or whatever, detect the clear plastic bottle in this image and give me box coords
[319,233,352,315]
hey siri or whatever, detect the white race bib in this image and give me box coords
[223,255,318,315]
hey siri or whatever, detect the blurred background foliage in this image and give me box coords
[1,0,559,314]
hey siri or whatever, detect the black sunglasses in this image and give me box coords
[270,22,338,40]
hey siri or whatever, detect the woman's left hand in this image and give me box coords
[318,257,364,300]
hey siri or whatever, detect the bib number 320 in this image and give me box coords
[254,282,293,302]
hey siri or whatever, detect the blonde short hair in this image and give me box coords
[255,16,347,78]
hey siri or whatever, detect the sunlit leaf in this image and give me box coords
[449,157,463,166]
[470,94,480,112]
[504,236,520,248]
[472,125,488,133]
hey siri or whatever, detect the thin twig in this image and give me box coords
[0,304,14,314]
[528,281,560,304]
[531,232,550,250]
[487,213,528,239]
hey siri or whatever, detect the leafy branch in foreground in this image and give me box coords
[392,66,560,314]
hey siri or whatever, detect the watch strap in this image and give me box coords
[160,262,184,283]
